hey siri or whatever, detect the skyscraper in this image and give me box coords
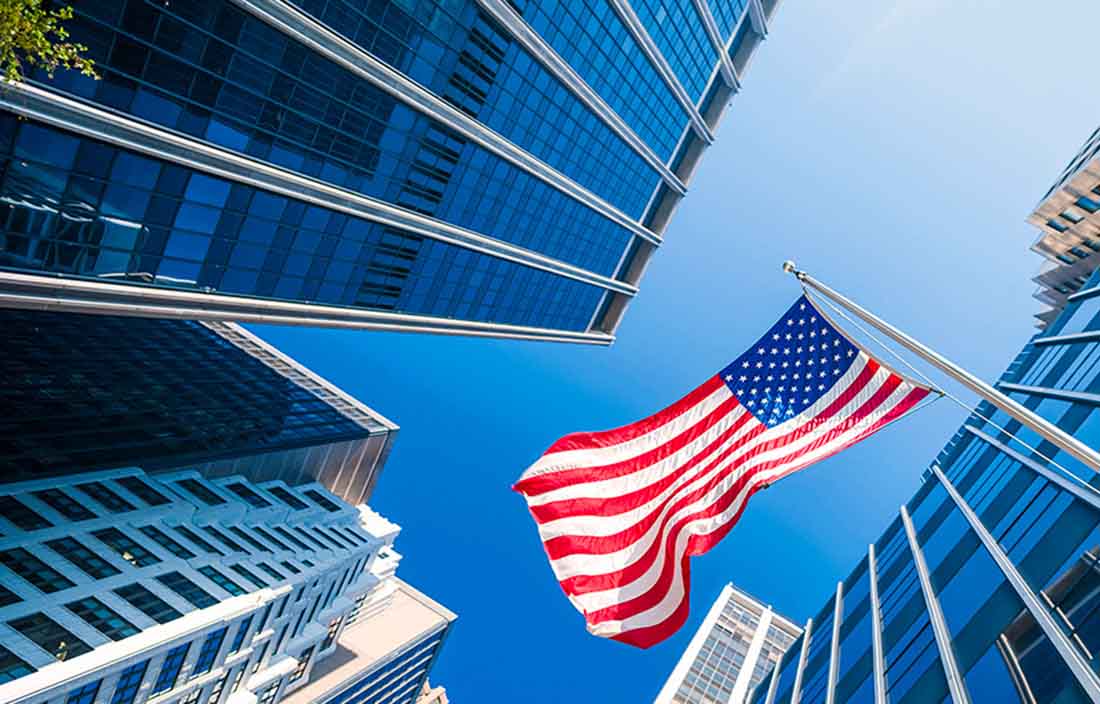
[0,0,781,344]
[656,584,801,704]
[0,467,453,704]
[750,258,1100,699]
[1028,125,1100,328]
[280,579,455,704]
[0,309,396,504]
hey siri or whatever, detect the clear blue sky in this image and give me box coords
[253,2,1100,700]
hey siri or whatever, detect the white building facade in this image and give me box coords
[0,465,433,704]
[656,584,801,704]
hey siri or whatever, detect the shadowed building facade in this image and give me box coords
[0,0,781,344]
[0,309,396,504]
[750,267,1100,704]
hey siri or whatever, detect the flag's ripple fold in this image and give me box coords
[513,295,932,648]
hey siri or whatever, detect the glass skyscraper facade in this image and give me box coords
[750,268,1100,704]
[0,0,781,343]
[0,309,397,503]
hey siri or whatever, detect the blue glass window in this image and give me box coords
[152,643,190,694]
[109,660,149,704]
[65,680,102,704]
[193,627,228,675]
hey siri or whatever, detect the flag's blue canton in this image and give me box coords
[718,295,860,426]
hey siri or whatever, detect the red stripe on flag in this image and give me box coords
[516,391,741,498]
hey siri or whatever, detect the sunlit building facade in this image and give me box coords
[0,0,781,344]
[751,267,1100,704]
[0,310,397,504]
[657,584,800,704]
[0,466,453,704]
[1027,125,1100,328]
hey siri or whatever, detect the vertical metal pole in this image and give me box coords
[900,505,971,704]
[867,544,888,704]
[932,464,1100,700]
[782,261,1100,474]
[790,618,814,704]
[825,583,843,704]
[763,646,784,704]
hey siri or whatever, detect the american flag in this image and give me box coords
[513,295,933,648]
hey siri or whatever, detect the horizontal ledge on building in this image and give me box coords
[230,0,657,241]
[996,382,1100,406]
[1033,330,1100,346]
[0,83,639,297]
[0,272,615,345]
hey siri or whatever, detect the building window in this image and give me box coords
[176,479,227,506]
[229,526,271,553]
[32,488,96,521]
[65,597,140,640]
[156,571,217,608]
[254,527,291,551]
[257,563,285,582]
[179,687,204,704]
[251,643,270,673]
[289,646,314,682]
[173,526,224,556]
[0,495,53,531]
[139,525,196,559]
[202,526,249,554]
[114,583,183,624]
[115,476,171,506]
[293,527,326,551]
[108,659,149,704]
[64,679,101,704]
[0,645,34,684]
[227,483,271,508]
[231,664,248,692]
[206,670,230,704]
[256,679,282,704]
[256,602,274,631]
[338,527,366,545]
[1048,218,1070,232]
[152,643,191,694]
[268,486,309,510]
[303,489,342,512]
[280,560,302,575]
[273,623,291,653]
[76,482,136,513]
[0,547,76,593]
[230,564,269,589]
[92,528,162,567]
[228,616,253,654]
[274,527,311,551]
[199,565,247,596]
[192,627,228,676]
[321,617,341,651]
[275,595,290,619]
[311,528,342,550]
[1078,195,1100,213]
[0,583,20,608]
[1061,209,1085,224]
[8,612,91,661]
[45,537,122,579]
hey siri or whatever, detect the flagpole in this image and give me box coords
[782,260,1100,475]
